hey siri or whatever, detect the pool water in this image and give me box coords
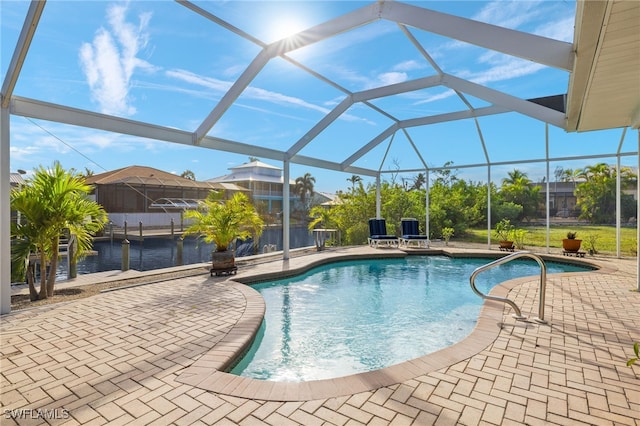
[231,256,589,382]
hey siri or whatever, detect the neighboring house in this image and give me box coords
[10,172,26,189]
[535,178,637,218]
[535,181,579,217]
[85,165,246,227]
[313,191,336,206]
[206,161,299,215]
[9,172,26,225]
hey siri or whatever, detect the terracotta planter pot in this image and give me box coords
[499,241,514,249]
[562,239,582,252]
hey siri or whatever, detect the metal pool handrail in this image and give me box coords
[469,251,548,323]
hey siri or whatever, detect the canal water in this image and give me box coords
[55,226,315,278]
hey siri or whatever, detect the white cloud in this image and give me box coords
[322,65,409,91]
[10,145,40,162]
[166,69,232,93]
[79,3,157,116]
[472,57,545,85]
[9,118,178,175]
[412,89,456,106]
[324,64,372,88]
[413,1,573,106]
[534,16,574,42]
[167,68,330,114]
[472,1,543,29]
[392,60,426,72]
[376,72,408,87]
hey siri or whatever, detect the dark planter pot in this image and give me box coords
[562,239,582,252]
[212,250,235,270]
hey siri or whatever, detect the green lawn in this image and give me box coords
[462,225,638,256]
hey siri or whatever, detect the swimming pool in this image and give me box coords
[231,255,590,382]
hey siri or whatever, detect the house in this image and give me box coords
[535,181,579,217]
[10,171,26,189]
[85,165,246,228]
[206,161,299,216]
[534,174,637,219]
[9,172,26,225]
[314,192,337,206]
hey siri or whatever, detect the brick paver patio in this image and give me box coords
[1,247,639,425]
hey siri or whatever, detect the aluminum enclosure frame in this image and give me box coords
[1,0,639,314]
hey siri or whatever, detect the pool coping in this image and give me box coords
[175,248,609,401]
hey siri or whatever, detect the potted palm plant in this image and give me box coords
[183,191,264,275]
[562,231,582,253]
[494,218,515,250]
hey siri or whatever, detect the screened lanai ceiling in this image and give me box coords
[1,0,639,180]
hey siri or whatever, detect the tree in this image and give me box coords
[329,165,490,244]
[181,170,196,180]
[294,173,315,210]
[561,168,582,183]
[554,166,564,182]
[308,205,335,230]
[500,169,540,221]
[429,178,486,237]
[71,167,95,178]
[574,163,636,223]
[381,182,422,234]
[11,162,107,300]
[330,182,376,245]
[347,175,362,192]
[411,173,426,191]
[433,161,458,186]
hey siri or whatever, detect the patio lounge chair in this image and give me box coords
[399,218,430,248]
[368,218,399,248]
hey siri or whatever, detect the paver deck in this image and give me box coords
[1,246,639,425]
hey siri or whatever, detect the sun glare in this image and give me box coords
[267,15,309,43]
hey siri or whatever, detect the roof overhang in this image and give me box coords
[566,0,640,132]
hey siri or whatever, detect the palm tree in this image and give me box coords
[347,175,362,192]
[411,173,426,190]
[561,168,583,183]
[308,205,335,231]
[181,170,196,180]
[11,163,108,300]
[10,206,48,301]
[556,168,581,215]
[502,169,529,186]
[295,173,316,210]
[501,169,540,221]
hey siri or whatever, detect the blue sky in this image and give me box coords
[1,1,637,194]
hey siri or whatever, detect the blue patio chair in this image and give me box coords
[368,218,399,248]
[399,218,430,248]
